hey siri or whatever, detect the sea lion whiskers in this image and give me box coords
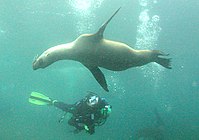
[33,54,39,64]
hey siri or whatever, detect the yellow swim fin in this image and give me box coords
[29,92,52,105]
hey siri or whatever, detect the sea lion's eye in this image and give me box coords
[46,53,50,57]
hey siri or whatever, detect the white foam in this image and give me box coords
[136,0,163,86]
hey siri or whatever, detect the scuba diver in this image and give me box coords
[29,91,112,135]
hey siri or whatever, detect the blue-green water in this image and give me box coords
[1,0,199,139]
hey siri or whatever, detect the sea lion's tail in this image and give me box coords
[153,50,172,69]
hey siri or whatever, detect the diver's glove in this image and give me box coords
[84,125,89,131]
[84,125,95,135]
[101,105,112,117]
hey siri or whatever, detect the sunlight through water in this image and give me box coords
[69,0,91,11]
[68,0,105,34]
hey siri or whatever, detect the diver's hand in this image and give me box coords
[84,125,95,135]
[84,125,89,131]
[101,105,112,117]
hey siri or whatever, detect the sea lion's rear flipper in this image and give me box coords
[153,50,172,69]
[84,65,109,92]
[95,7,121,38]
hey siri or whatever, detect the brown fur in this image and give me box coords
[32,8,171,91]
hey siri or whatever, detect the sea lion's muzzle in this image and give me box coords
[32,54,39,70]
[32,60,38,70]
[32,64,38,70]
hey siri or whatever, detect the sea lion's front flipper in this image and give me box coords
[96,7,121,38]
[84,65,109,92]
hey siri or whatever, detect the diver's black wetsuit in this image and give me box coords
[53,96,111,134]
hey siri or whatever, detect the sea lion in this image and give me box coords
[134,108,165,140]
[32,7,171,92]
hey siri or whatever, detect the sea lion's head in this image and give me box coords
[32,50,54,70]
[32,44,73,70]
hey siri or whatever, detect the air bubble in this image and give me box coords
[139,10,149,22]
[152,15,160,22]
[139,0,148,7]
